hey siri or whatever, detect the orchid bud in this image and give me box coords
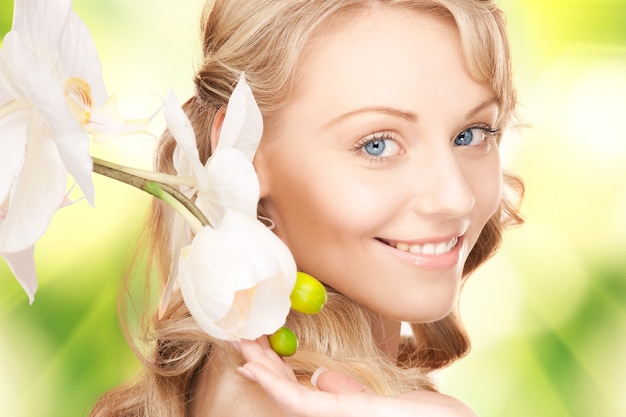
[269,327,298,357]
[290,271,327,315]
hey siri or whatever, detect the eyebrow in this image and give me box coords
[323,106,418,128]
[323,97,499,129]
[465,97,499,120]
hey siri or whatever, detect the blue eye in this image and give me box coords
[454,129,476,146]
[355,133,402,160]
[364,139,386,156]
[453,126,499,147]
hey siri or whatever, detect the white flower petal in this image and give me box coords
[2,32,94,205]
[229,273,293,340]
[87,95,152,144]
[0,113,67,253]
[219,211,296,289]
[178,210,296,340]
[12,0,107,105]
[215,73,263,161]
[177,228,241,340]
[0,54,26,106]
[1,246,37,304]
[0,108,29,203]
[198,149,259,226]
[0,78,14,108]
[164,90,209,191]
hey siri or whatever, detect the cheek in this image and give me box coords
[261,156,395,237]
[468,155,502,223]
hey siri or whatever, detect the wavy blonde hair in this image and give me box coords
[91,0,523,415]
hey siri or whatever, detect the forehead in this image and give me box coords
[287,7,494,121]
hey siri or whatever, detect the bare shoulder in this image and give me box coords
[399,390,478,417]
[190,350,288,417]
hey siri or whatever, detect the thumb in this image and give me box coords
[311,367,373,394]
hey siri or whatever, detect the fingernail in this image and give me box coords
[311,367,327,388]
[237,366,256,382]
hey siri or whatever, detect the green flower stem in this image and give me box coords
[92,157,196,187]
[92,160,210,233]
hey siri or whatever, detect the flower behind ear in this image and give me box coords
[162,74,297,341]
[178,210,296,340]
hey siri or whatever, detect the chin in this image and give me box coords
[392,300,457,324]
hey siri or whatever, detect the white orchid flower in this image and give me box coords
[179,210,296,340]
[0,0,149,303]
[162,74,297,340]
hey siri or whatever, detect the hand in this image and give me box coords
[235,337,477,417]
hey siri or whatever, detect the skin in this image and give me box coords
[194,7,502,416]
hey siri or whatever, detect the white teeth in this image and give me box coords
[409,244,422,254]
[391,236,458,255]
[422,243,435,255]
[435,241,449,255]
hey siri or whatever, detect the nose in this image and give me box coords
[410,146,475,219]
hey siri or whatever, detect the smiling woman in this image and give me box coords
[86,1,523,416]
[2,0,623,416]
[0,0,525,415]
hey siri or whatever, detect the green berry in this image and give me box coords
[290,271,327,314]
[269,327,298,357]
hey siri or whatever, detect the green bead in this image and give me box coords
[269,327,298,357]
[290,271,327,314]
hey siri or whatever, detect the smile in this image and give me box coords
[378,236,460,255]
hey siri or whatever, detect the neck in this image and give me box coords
[366,310,401,360]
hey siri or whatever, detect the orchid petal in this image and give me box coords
[178,210,296,340]
[0,113,67,253]
[87,95,152,144]
[2,32,94,205]
[215,73,263,161]
[0,79,13,108]
[224,274,294,340]
[198,149,259,226]
[1,246,37,304]
[0,108,28,203]
[164,90,209,191]
[11,0,107,105]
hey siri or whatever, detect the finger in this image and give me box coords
[236,338,296,381]
[256,336,291,370]
[311,367,373,394]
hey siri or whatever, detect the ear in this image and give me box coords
[254,148,271,199]
[209,107,227,153]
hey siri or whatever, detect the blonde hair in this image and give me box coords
[91,0,523,415]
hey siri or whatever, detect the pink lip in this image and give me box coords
[376,234,465,271]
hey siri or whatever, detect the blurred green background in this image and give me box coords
[1,1,625,416]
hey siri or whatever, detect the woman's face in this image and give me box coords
[254,8,502,322]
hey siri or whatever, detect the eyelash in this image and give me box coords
[455,123,502,147]
[352,131,401,162]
